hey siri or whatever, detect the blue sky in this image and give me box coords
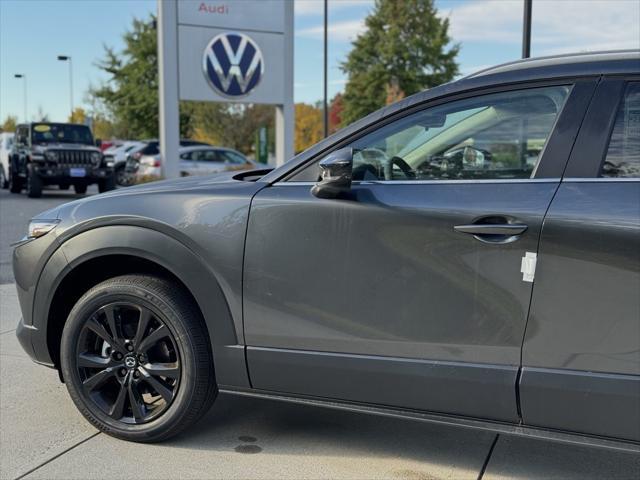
[1,0,639,124]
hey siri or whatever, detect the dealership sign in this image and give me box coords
[202,32,264,98]
[158,0,293,175]
[175,0,291,105]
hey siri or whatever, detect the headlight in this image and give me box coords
[27,219,60,239]
[45,151,59,162]
[91,152,102,165]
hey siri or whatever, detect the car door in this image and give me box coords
[520,78,640,442]
[243,81,597,422]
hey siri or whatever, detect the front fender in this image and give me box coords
[32,225,249,387]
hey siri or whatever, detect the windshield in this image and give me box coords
[31,123,94,146]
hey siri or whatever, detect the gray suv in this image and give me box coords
[12,51,640,448]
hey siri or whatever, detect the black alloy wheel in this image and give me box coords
[61,275,217,442]
[75,302,181,424]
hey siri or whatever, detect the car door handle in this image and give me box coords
[454,223,528,236]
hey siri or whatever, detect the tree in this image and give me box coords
[68,107,87,124]
[0,115,18,132]
[341,0,459,126]
[328,93,344,134]
[91,16,170,138]
[294,103,323,153]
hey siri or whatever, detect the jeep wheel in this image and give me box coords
[26,165,43,198]
[0,166,7,189]
[9,165,21,193]
[74,183,88,195]
[98,175,116,193]
[60,275,216,442]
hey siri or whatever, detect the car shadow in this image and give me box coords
[163,393,495,472]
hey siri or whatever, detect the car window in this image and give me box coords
[602,82,640,178]
[141,142,160,156]
[198,149,221,162]
[289,85,570,182]
[219,150,246,164]
[180,151,192,160]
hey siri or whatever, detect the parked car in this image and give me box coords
[103,141,145,186]
[8,122,115,197]
[124,139,210,172]
[12,51,640,447]
[136,145,256,179]
[0,131,14,188]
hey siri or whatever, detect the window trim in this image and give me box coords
[282,78,597,184]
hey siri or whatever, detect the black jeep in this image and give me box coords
[9,122,115,197]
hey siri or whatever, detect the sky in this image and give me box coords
[1,0,639,124]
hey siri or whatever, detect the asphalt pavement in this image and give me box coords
[1,187,639,479]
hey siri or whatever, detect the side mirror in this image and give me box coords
[311,147,353,199]
[95,138,102,148]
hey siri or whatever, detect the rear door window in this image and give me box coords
[602,82,640,178]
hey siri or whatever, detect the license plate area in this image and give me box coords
[69,168,86,178]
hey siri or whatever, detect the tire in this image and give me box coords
[26,164,43,198]
[9,164,21,193]
[59,183,70,190]
[98,174,116,193]
[0,166,7,189]
[115,165,135,187]
[74,183,87,194]
[60,275,216,442]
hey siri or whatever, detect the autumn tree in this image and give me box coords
[328,93,344,134]
[341,0,459,126]
[68,107,87,124]
[295,103,323,153]
[0,115,18,132]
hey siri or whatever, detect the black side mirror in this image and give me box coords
[95,138,102,148]
[311,147,353,199]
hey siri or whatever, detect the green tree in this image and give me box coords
[341,0,459,126]
[91,15,195,139]
[0,115,18,132]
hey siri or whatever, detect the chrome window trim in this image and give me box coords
[563,177,640,183]
[274,178,561,187]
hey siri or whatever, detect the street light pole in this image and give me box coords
[522,0,532,58]
[57,55,74,118]
[323,0,328,138]
[14,74,27,122]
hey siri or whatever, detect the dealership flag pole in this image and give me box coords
[158,0,180,179]
[522,0,532,58]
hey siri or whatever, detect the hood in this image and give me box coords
[48,168,272,215]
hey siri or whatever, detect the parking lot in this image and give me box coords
[1,187,639,480]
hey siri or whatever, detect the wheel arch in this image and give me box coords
[36,225,249,387]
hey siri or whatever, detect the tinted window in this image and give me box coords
[290,86,570,182]
[141,142,160,156]
[602,83,640,178]
[31,123,94,145]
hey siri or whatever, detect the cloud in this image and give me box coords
[297,19,366,42]
[440,0,640,55]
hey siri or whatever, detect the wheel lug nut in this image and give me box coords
[113,352,122,360]
[119,368,127,376]
[133,371,140,379]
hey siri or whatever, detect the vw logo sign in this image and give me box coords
[124,356,137,369]
[202,32,264,98]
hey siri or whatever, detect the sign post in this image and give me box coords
[158,0,294,178]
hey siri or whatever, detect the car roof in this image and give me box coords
[463,50,639,80]
[261,50,640,184]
